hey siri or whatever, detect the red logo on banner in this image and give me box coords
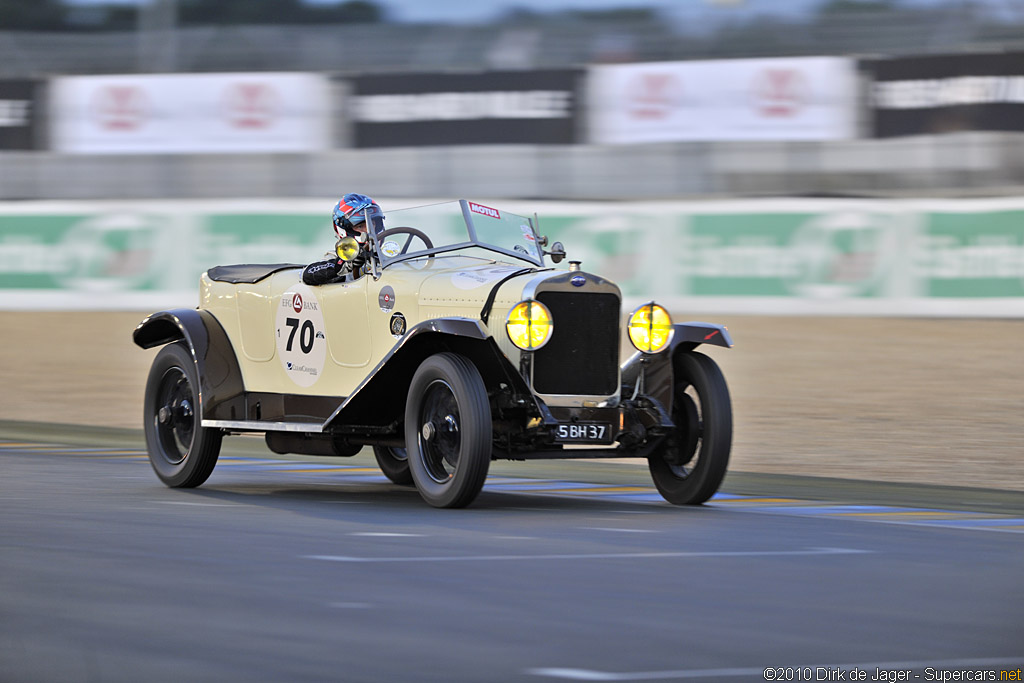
[628,72,682,120]
[752,69,807,118]
[93,86,149,131]
[224,83,278,129]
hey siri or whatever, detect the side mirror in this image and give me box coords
[546,241,566,264]
[336,236,360,262]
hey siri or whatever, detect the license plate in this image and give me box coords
[555,422,613,444]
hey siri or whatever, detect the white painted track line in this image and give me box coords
[304,547,872,564]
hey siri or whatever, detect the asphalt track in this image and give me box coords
[1,423,1022,683]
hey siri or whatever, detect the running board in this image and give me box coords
[202,419,324,433]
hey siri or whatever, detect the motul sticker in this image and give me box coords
[469,203,500,219]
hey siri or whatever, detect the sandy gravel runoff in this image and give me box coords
[1,311,1022,491]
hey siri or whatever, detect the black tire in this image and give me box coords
[648,351,732,505]
[373,445,413,486]
[143,342,222,488]
[405,353,492,508]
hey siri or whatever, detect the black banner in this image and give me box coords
[0,80,39,150]
[349,70,582,148]
[869,52,1024,137]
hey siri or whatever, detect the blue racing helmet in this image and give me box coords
[333,193,384,238]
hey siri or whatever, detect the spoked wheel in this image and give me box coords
[143,342,222,488]
[405,353,491,508]
[648,351,732,505]
[373,445,413,486]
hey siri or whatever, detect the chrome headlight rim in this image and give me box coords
[505,299,553,351]
[627,301,674,354]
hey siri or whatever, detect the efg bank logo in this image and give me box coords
[627,72,684,120]
[223,82,279,129]
[751,68,809,118]
[92,85,149,131]
[283,293,318,312]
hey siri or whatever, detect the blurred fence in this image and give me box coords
[1,7,1023,77]
[3,10,1024,202]
[3,134,1024,201]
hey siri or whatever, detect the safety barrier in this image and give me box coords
[1,197,1021,316]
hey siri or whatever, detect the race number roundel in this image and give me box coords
[275,283,327,388]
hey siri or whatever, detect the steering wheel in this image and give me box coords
[376,227,434,258]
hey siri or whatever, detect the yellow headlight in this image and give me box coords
[628,303,673,354]
[506,300,553,351]
[335,236,361,262]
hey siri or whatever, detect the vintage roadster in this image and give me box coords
[133,200,734,508]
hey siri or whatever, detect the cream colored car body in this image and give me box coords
[198,255,534,399]
[134,198,735,508]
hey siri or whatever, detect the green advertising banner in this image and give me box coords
[0,203,330,308]
[1,198,1022,315]
[916,210,1024,298]
[532,199,1023,315]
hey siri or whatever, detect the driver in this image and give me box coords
[302,193,385,286]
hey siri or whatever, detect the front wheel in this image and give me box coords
[648,351,732,505]
[405,353,492,508]
[143,342,222,488]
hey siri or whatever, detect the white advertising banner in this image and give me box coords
[51,73,332,154]
[589,57,858,143]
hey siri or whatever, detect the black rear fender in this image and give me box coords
[133,309,245,421]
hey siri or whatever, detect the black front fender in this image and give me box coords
[133,309,246,421]
[620,321,732,414]
[324,317,525,430]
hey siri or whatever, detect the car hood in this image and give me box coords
[389,256,547,306]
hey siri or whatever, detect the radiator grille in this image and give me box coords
[532,291,620,396]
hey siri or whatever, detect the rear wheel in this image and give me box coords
[405,353,491,508]
[648,351,731,505]
[143,342,222,488]
[373,445,413,486]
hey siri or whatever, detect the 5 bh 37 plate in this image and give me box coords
[555,422,614,444]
